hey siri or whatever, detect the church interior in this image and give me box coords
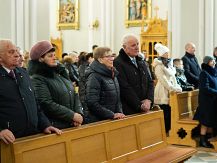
[1,0,217,162]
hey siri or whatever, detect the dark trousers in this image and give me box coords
[159,104,171,133]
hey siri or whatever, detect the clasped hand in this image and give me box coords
[141,99,151,112]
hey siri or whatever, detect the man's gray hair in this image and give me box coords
[185,42,195,50]
[121,33,138,47]
[69,51,78,57]
[0,39,12,54]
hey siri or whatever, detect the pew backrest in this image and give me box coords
[1,111,167,163]
[170,90,199,121]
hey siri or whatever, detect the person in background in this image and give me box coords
[194,56,217,148]
[138,51,155,81]
[92,45,98,53]
[0,39,61,144]
[62,52,68,60]
[182,42,201,88]
[213,47,217,69]
[63,51,79,86]
[23,51,30,68]
[85,47,125,123]
[114,34,154,115]
[17,47,25,68]
[173,58,194,91]
[28,40,83,129]
[153,43,182,134]
[78,52,94,123]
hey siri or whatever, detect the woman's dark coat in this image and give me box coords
[65,63,79,85]
[28,61,83,129]
[85,60,123,123]
[78,62,90,123]
[194,64,217,127]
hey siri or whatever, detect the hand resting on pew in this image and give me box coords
[0,126,62,144]
[141,99,152,113]
[0,129,15,144]
[113,113,126,119]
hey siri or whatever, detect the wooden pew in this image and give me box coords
[1,111,196,163]
[209,137,217,151]
[167,90,199,147]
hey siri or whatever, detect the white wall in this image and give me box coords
[0,0,169,53]
[180,0,199,58]
[49,0,169,54]
[0,0,12,39]
[37,0,50,41]
[1,0,217,62]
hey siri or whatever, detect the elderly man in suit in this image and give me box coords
[114,34,154,115]
[0,39,62,144]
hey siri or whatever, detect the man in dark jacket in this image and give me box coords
[114,34,154,115]
[0,39,61,144]
[182,42,201,88]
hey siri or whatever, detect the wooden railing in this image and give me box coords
[1,111,196,163]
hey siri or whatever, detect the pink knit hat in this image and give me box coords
[30,40,55,60]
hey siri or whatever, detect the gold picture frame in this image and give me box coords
[125,0,152,27]
[57,0,79,30]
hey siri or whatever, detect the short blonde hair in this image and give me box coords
[93,47,111,60]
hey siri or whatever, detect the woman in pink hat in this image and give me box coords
[28,40,83,129]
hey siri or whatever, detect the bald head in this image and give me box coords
[122,34,139,57]
[185,42,196,55]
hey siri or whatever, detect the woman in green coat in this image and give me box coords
[28,41,83,129]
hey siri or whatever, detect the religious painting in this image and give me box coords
[57,0,79,30]
[125,0,152,27]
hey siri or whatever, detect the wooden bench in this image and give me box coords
[1,111,196,163]
[167,90,199,147]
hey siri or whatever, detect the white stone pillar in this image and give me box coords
[99,0,115,49]
[100,1,106,46]
[87,0,114,50]
[105,0,111,47]
[204,0,214,56]
[169,0,182,58]
[214,0,217,46]
[24,0,30,50]
[29,0,37,47]
[110,0,115,51]
[16,0,24,48]
[88,0,94,51]
[198,0,205,62]
[167,0,172,52]
[11,0,16,43]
